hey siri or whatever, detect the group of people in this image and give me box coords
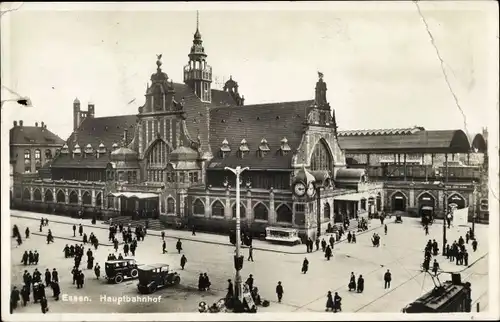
[446,237,470,266]
[347,272,365,293]
[21,250,40,265]
[197,273,212,291]
[12,224,24,246]
[371,233,381,247]
[422,239,440,273]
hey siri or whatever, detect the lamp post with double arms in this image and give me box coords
[225,166,249,302]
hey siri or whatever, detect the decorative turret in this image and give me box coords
[183,11,212,103]
[223,76,245,106]
[143,54,176,113]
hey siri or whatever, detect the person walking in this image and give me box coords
[384,269,392,289]
[247,245,254,262]
[180,255,187,270]
[176,239,183,254]
[276,281,284,303]
[301,258,309,274]
[162,240,167,254]
[384,224,388,235]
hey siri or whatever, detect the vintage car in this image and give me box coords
[105,258,140,284]
[137,263,181,294]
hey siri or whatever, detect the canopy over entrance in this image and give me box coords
[111,192,158,199]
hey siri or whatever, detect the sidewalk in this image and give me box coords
[10,210,390,255]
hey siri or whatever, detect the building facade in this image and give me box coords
[12,20,488,240]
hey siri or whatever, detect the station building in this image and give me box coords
[11,21,489,240]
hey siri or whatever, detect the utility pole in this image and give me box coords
[225,166,249,302]
[442,184,447,255]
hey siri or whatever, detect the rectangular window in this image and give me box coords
[179,172,185,183]
[189,172,194,183]
[167,172,173,183]
[295,204,305,213]
[193,172,199,183]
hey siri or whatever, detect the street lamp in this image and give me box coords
[225,166,249,302]
[438,181,448,255]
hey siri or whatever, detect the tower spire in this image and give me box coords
[196,10,199,31]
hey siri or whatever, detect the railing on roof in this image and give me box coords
[360,165,482,182]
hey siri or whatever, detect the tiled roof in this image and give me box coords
[10,125,65,146]
[337,129,472,153]
[338,126,424,137]
[208,100,314,170]
[211,89,239,107]
[50,115,138,168]
[470,133,487,152]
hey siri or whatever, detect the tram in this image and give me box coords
[402,273,472,313]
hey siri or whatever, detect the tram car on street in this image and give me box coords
[402,273,472,313]
[421,206,434,226]
[105,258,140,284]
[137,263,181,294]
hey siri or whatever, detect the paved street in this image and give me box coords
[10,210,490,313]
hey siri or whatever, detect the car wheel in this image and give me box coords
[130,269,138,278]
[150,284,157,293]
[173,275,180,285]
[114,275,124,283]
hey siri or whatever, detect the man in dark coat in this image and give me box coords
[44,269,52,287]
[198,273,205,291]
[315,238,320,251]
[180,255,187,270]
[176,239,183,254]
[325,245,332,261]
[347,231,352,243]
[10,286,20,313]
[161,231,165,240]
[71,266,79,285]
[384,269,392,289]
[348,272,356,291]
[227,279,234,299]
[321,238,327,252]
[21,284,30,306]
[94,263,101,279]
[78,224,83,237]
[25,227,30,239]
[21,251,29,265]
[40,296,49,314]
[162,240,167,254]
[246,274,254,290]
[276,281,284,303]
[28,251,34,265]
[329,235,335,248]
[301,258,309,274]
[357,275,364,293]
[472,239,478,252]
[51,281,61,300]
[33,250,40,264]
[72,224,76,237]
[333,292,342,313]
[52,268,59,283]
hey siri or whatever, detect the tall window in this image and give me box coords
[69,190,78,204]
[254,203,269,221]
[193,199,205,215]
[146,139,170,182]
[211,200,225,217]
[56,190,65,203]
[33,189,42,201]
[96,192,102,207]
[310,139,333,172]
[167,197,175,214]
[24,149,31,173]
[232,203,246,218]
[34,149,41,171]
[276,204,293,223]
[44,189,54,202]
[324,202,331,219]
[45,149,53,160]
[82,191,92,205]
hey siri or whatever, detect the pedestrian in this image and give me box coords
[357,275,364,293]
[176,239,183,254]
[464,250,469,266]
[247,245,254,262]
[52,268,59,283]
[10,286,20,313]
[472,239,478,252]
[21,285,30,306]
[40,296,49,314]
[325,291,334,311]
[162,240,167,254]
[347,231,352,243]
[78,224,83,237]
[432,259,440,275]
[226,279,234,299]
[87,255,94,269]
[384,269,392,289]
[51,281,60,301]
[161,231,165,240]
[315,238,320,251]
[203,273,211,290]
[424,225,429,235]
[465,231,470,244]
[198,273,204,291]
[301,258,309,274]
[333,292,342,313]
[329,235,335,248]
[321,238,327,252]
[180,255,187,270]
[325,245,332,261]
[71,266,78,285]
[192,224,196,236]
[348,272,356,291]
[17,235,23,246]
[352,232,356,243]
[44,269,52,287]
[124,243,129,256]
[246,274,254,290]
[83,233,88,244]
[384,224,387,235]
[276,281,284,303]
[25,227,30,239]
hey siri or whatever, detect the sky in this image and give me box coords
[1,1,498,141]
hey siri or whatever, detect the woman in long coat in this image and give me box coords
[301,258,309,274]
[325,291,334,311]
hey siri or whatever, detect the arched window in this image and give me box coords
[56,190,65,203]
[22,188,31,200]
[69,190,78,204]
[95,192,102,207]
[310,139,333,172]
[211,200,225,217]
[45,189,54,202]
[193,199,205,215]
[82,191,92,205]
[24,149,31,173]
[45,149,53,160]
[146,139,170,182]
[276,204,293,223]
[33,189,42,201]
[34,149,42,171]
[254,203,268,221]
[232,203,246,218]
[360,198,366,210]
[167,197,175,214]
[324,202,331,219]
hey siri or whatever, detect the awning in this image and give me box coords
[111,192,158,199]
[333,192,367,201]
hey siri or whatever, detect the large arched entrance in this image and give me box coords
[448,193,466,209]
[418,192,436,217]
[391,192,407,212]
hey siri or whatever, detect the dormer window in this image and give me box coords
[84,144,93,154]
[98,143,106,154]
[258,138,270,157]
[112,143,119,151]
[220,138,231,158]
[239,139,249,158]
[73,143,81,155]
[61,144,69,154]
[280,137,291,155]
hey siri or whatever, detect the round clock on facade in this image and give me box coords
[293,182,306,197]
[306,182,316,197]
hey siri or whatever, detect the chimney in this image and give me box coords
[19,120,23,127]
[13,121,17,127]
[35,122,39,127]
